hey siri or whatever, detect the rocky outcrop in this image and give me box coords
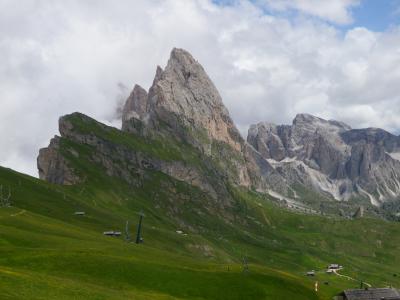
[244,143,289,194]
[37,136,80,185]
[248,114,400,204]
[39,113,230,202]
[122,84,148,122]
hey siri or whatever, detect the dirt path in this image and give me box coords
[10,209,27,217]
[333,269,371,287]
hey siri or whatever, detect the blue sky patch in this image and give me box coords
[212,0,400,32]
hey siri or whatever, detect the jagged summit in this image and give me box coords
[248,114,351,142]
[122,48,242,153]
[247,113,351,163]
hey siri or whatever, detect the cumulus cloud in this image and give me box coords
[1,0,400,176]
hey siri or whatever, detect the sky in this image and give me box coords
[1,0,400,177]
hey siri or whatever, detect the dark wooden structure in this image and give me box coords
[336,288,400,300]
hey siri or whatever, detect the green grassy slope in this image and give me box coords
[0,167,320,300]
[1,114,400,299]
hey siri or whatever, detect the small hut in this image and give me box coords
[327,264,341,270]
[103,231,121,237]
[335,288,400,300]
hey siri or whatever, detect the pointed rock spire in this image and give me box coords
[152,66,163,85]
[122,84,148,122]
[147,48,243,152]
[121,48,251,187]
[122,48,243,153]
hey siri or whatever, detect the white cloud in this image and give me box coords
[1,0,400,177]
[260,0,361,25]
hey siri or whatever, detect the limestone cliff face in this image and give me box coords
[248,114,400,204]
[122,48,253,188]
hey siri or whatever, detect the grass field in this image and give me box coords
[1,165,399,299]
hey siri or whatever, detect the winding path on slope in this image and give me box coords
[333,269,371,287]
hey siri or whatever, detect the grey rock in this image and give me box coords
[125,48,244,152]
[122,84,148,123]
[248,114,400,204]
[37,135,80,185]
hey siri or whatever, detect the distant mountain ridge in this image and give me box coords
[38,48,400,215]
[248,114,400,204]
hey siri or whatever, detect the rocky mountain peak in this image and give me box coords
[121,48,251,187]
[123,48,243,153]
[168,47,199,74]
